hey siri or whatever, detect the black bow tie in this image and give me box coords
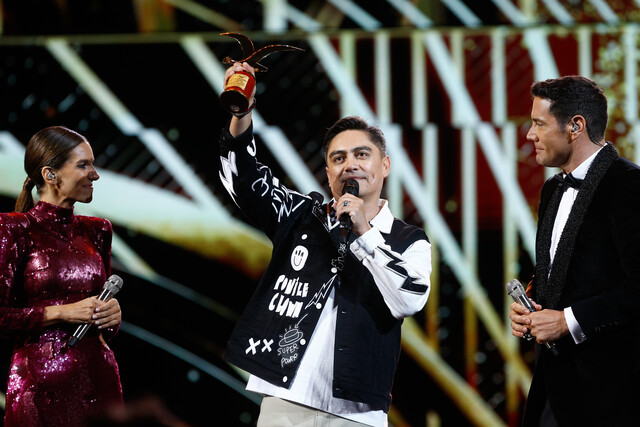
[554,173,583,191]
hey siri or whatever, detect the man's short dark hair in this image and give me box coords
[322,116,387,161]
[530,75,608,144]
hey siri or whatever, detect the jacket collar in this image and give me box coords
[534,142,618,309]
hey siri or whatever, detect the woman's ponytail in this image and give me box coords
[15,176,36,213]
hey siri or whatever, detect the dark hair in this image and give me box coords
[15,126,87,212]
[322,116,387,161]
[530,75,607,144]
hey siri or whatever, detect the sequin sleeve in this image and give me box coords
[0,213,45,333]
[81,216,118,340]
[88,216,112,277]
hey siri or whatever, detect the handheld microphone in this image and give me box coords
[339,179,359,243]
[506,279,559,356]
[68,274,123,348]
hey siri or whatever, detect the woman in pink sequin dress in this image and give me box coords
[0,126,123,426]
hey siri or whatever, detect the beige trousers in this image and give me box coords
[257,396,370,427]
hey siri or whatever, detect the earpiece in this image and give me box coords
[571,122,579,132]
[47,172,55,180]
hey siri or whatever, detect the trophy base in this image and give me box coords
[220,89,250,114]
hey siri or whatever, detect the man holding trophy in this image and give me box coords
[217,38,432,426]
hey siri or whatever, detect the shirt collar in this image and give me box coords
[369,199,393,234]
[327,198,393,233]
[567,146,603,180]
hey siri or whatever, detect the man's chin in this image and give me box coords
[535,154,549,167]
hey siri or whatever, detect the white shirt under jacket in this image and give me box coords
[247,200,432,427]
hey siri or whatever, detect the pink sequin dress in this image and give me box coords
[0,201,123,426]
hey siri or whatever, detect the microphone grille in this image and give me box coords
[104,274,124,294]
[505,279,523,296]
[342,179,359,197]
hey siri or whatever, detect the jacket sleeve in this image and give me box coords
[218,122,312,241]
[0,213,45,334]
[350,227,431,319]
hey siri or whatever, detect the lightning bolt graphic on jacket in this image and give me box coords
[378,247,429,295]
[305,275,337,310]
[219,151,238,204]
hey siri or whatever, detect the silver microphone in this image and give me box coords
[68,274,123,348]
[506,279,559,356]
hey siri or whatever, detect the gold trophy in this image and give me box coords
[220,32,304,115]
